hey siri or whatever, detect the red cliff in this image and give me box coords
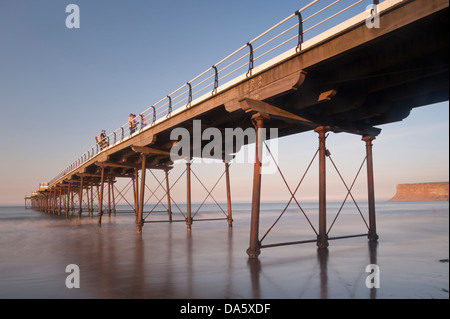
[389,182,449,202]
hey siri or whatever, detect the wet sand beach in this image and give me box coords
[0,202,448,299]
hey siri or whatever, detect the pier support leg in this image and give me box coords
[137,154,147,234]
[97,167,105,225]
[111,178,116,216]
[71,187,75,216]
[247,113,267,259]
[86,183,91,216]
[107,178,112,216]
[63,190,66,215]
[51,192,54,214]
[90,182,94,216]
[78,176,84,218]
[224,161,233,228]
[363,136,379,241]
[58,188,62,216]
[315,126,330,249]
[133,169,139,217]
[49,191,52,214]
[52,190,56,215]
[186,161,192,231]
[165,168,172,223]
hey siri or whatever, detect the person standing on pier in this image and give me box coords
[128,113,137,135]
[95,130,108,150]
[140,113,147,129]
[100,130,108,149]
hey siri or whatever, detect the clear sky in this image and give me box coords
[0,0,448,205]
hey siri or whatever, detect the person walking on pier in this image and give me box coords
[128,113,137,135]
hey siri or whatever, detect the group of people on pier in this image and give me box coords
[128,113,147,134]
[94,113,147,150]
[94,129,108,150]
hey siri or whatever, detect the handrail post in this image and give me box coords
[186,82,193,108]
[140,114,145,130]
[295,10,304,51]
[151,106,156,124]
[212,66,219,94]
[167,95,172,117]
[246,42,254,77]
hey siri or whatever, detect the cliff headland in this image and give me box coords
[389,182,449,202]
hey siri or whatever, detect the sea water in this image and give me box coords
[0,201,448,299]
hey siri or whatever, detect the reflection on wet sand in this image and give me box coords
[84,223,379,298]
[247,242,378,299]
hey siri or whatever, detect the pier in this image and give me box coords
[28,0,449,258]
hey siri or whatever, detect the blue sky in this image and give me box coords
[0,0,448,205]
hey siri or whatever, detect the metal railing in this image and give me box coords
[48,0,384,186]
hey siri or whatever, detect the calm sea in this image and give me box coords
[0,201,448,299]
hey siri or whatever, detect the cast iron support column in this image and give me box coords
[90,182,94,216]
[52,189,56,215]
[315,126,330,249]
[363,136,379,241]
[86,183,90,215]
[224,161,233,228]
[165,168,172,222]
[137,154,147,234]
[52,190,55,214]
[78,176,84,218]
[71,186,75,215]
[186,160,192,231]
[111,178,116,215]
[247,113,267,259]
[48,190,53,215]
[107,177,112,216]
[58,187,62,216]
[133,169,139,217]
[53,190,57,214]
[97,167,105,225]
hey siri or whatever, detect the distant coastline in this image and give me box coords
[389,182,449,202]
